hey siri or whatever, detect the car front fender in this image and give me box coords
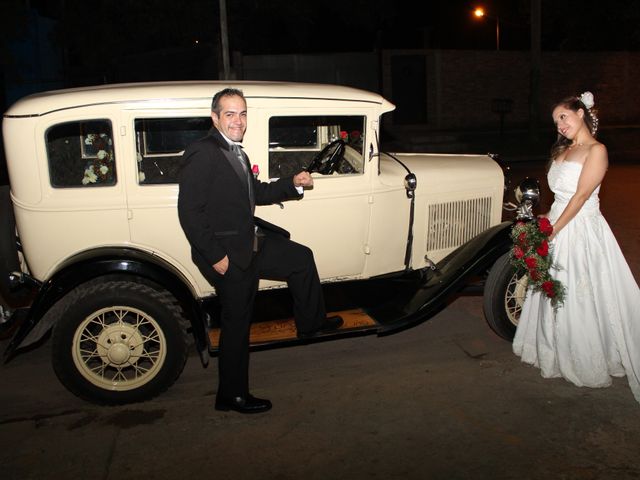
[371,221,513,333]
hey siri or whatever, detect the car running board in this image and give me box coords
[207,308,378,350]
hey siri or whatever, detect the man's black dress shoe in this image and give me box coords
[215,394,272,414]
[297,315,344,339]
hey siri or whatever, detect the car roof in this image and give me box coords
[4,81,394,117]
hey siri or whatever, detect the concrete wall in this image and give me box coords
[239,52,380,94]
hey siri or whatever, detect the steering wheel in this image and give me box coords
[305,139,345,175]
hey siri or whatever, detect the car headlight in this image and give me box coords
[514,178,540,220]
[514,177,540,206]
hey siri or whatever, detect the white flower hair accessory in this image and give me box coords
[579,91,595,109]
[578,91,599,135]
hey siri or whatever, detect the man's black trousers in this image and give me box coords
[206,232,326,397]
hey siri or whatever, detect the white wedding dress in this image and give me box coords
[513,160,640,404]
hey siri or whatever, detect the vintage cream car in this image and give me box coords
[1,81,525,404]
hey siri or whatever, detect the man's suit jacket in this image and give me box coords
[178,128,301,276]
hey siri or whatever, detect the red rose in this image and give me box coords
[518,232,528,248]
[542,280,556,297]
[530,270,541,281]
[525,256,537,269]
[513,246,525,259]
[538,218,553,236]
[536,240,549,257]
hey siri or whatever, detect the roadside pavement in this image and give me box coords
[0,160,639,480]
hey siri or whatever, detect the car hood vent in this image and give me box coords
[426,197,493,252]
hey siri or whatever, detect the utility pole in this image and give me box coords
[529,0,541,141]
[219,0,231,80]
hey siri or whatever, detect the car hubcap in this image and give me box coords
[96,323,144,365]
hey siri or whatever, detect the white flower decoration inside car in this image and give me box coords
[81,131,114,184]
[579,91,595,109]
[82,166,98,184]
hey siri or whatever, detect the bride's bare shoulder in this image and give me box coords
[588,142,608,158]
[584,142,608,170]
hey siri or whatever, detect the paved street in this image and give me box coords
[1,159,639,480]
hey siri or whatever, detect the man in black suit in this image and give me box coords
[178,88,343,414]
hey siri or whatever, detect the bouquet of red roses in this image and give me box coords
[510,217,565,308]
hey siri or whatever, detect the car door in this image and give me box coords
[245,106,373,282]
[122,109,215,295]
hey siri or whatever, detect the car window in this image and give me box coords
[46,119,117,188]
[134,117,211,184]
[268,115,365,178]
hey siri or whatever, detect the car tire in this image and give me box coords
[51,281,189,405]
[483,252,528,341]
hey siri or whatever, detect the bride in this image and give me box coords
[513,91,640,404]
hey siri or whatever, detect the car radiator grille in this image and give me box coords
[426,197,493,251]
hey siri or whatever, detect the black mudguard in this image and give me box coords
[3,248,209,362]
[369,221,513,333]
[0,185,35,308]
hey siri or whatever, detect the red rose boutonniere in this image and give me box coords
[510,219,565,309]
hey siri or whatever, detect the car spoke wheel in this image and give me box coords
[483,252,528,340]
[72,305,168,391]
[504,271,528,327]
[53,281,188,404]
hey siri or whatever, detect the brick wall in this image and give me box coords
[382,49,640,130]
[239,49,640,131]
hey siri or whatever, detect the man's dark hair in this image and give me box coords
[211,88,245,113]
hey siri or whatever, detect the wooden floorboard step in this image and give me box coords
[208,308,377,348]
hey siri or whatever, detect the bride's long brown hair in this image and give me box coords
[550,96,599,160]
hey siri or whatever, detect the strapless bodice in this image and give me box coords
[547,160,601,220]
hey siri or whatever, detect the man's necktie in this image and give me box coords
[231,143,254,212]
[231,144,260,250]
[231,143,248,174]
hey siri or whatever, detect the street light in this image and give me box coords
[473,6,500,51]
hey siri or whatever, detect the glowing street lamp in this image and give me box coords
[473,6,500,51]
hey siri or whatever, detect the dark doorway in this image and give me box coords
[391,55,427,125]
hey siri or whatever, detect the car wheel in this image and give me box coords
[483,252,528,340]
[52,281,189,405]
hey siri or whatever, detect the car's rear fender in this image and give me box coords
[3,247,208,362]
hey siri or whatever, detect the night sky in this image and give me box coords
[1,0,640,180]
[9,0,640,58]
[2,0,640,96]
